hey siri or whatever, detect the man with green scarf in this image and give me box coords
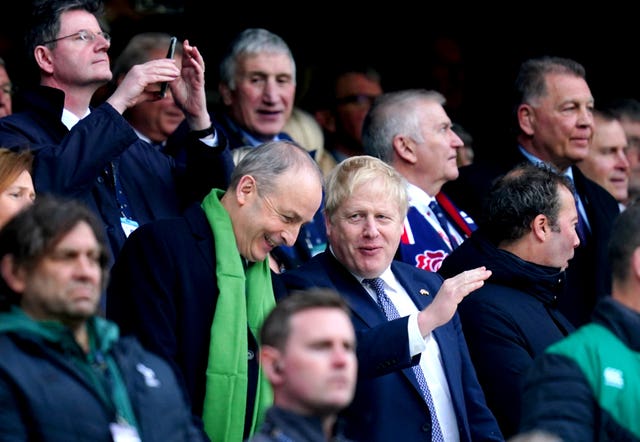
[0,196,206,441]
[107,140,324,441]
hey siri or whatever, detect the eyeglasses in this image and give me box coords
[0,83,13,95]
[335,94,378,108]
[627,136,640,150]
[39,29,111,46]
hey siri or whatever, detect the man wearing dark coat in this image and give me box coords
[439,163,577,437]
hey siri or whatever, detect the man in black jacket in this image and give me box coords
[439,163,577,437]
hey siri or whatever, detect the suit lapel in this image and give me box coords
[391,262,460,383]
[391,261,435,310]
[321,252,387,328]
[319,252,460,402]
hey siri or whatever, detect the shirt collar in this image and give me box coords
[406,182,436,214]
[328,245,393,284]
[61,107,90,130]
[518,144,572,177]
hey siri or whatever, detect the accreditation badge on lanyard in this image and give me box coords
[120,217,139,238]
[109,422,141,442]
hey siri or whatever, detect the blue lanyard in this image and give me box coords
[106,160,135,220]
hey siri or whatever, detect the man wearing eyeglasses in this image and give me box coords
[0,0,233,267]
[308,63,383,175]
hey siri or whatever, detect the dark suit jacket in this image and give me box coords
[106,203,285,438]
[277,251,503,442]
[444,149,619,326]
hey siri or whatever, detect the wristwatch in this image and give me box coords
[189,125,215,139]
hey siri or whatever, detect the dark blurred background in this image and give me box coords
[2,1,638,161]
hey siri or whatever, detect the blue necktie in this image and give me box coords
[568,178,588,245]
[575,200,588,245]
[363,277,445,442]
[429,200,458,250]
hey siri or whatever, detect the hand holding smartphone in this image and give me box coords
[158,36,178,98]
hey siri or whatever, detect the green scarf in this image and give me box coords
[201,189,275,442]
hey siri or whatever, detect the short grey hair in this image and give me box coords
[219,28,296,91]
[229,140,322,197]
[362,89,446,164]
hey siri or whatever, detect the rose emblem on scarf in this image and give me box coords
[416,249,448,272]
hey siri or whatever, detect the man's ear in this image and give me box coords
[531,213,548,242]
[630,248,640,281]
[314,109,336,133]
[0,255,26,294]
[518,104,535,136]
[34,46,55,75]
[219,83,233,106]
[235,175,258,206]
[260,346,285,385]
[393,135,417,164]
[324,211,333,240]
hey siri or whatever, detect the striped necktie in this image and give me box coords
[363,277,445,441]
[429,200,458,250]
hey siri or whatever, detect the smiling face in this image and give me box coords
[578,115,629,203]
[619,117,640,200]
[275,307,357,415]
[222,52,295,141]
[9,221,103,324]
[232,167,322,262]
[326,178,404,278]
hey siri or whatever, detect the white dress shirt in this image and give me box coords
[359,267,460,441]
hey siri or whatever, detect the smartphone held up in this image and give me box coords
[158,36,178,98]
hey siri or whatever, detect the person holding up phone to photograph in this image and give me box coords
[110,32,190,162]
[0,0,234,269]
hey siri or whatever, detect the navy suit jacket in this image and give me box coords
[277,251,503,442]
